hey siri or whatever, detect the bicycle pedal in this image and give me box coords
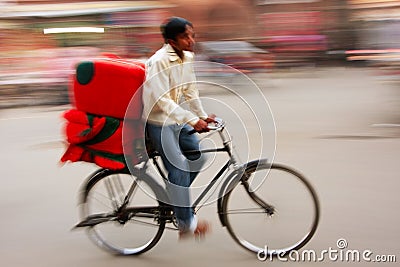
[73,215,116,228]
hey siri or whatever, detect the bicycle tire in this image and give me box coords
[221,160,320,256]
[80,169,166,255]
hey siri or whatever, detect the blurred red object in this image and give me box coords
[61,58,146,170]
[70,58,145,119]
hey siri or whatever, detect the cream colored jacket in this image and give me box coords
[142,44,208,126]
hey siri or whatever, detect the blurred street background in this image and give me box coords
[0,0,400,108]
[0,0,399,266]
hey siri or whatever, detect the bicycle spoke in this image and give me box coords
[114,174,126,204]
[104,176,121,209]
[87,191,115,210]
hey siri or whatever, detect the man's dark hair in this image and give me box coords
[161,17,193,43]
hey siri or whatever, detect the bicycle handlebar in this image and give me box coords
[188,117,225,135]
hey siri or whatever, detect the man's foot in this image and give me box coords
[179,220,211,240]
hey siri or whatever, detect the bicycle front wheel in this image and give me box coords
[80,169,166,255]
[222,161,320,256]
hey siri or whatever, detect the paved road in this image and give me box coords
[0,67,398,266]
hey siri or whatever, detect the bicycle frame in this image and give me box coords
[148,126,246,210]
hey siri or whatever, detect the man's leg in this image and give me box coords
[178,124,206,185]
[146,124,194,232]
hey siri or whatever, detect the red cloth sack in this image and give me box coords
[61,58,146,170]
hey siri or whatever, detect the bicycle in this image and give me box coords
[74,118,320,257]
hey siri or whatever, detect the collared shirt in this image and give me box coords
[142,44,208,126]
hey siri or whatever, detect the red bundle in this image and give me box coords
[60,57,146,170]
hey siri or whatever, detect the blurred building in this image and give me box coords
[1,0,399,108]
[347,0,400,49]
[0,1,352,50]
[1,0,399,63]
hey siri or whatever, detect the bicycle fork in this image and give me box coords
[240,176,275,216]
[217,168,276,227]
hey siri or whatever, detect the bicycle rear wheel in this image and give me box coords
[80,169,166,255]
[222,161,320,256]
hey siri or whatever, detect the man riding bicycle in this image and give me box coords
[142,17,215,239]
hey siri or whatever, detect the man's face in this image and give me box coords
[170,25,195,52]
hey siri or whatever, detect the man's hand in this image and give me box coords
[193,119,209,133]
[192,114,217,133]
[205,114,216,123]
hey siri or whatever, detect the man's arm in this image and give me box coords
[184,84,208,120]
[182,60,208,120]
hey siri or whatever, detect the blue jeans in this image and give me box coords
[146,123,205,232]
